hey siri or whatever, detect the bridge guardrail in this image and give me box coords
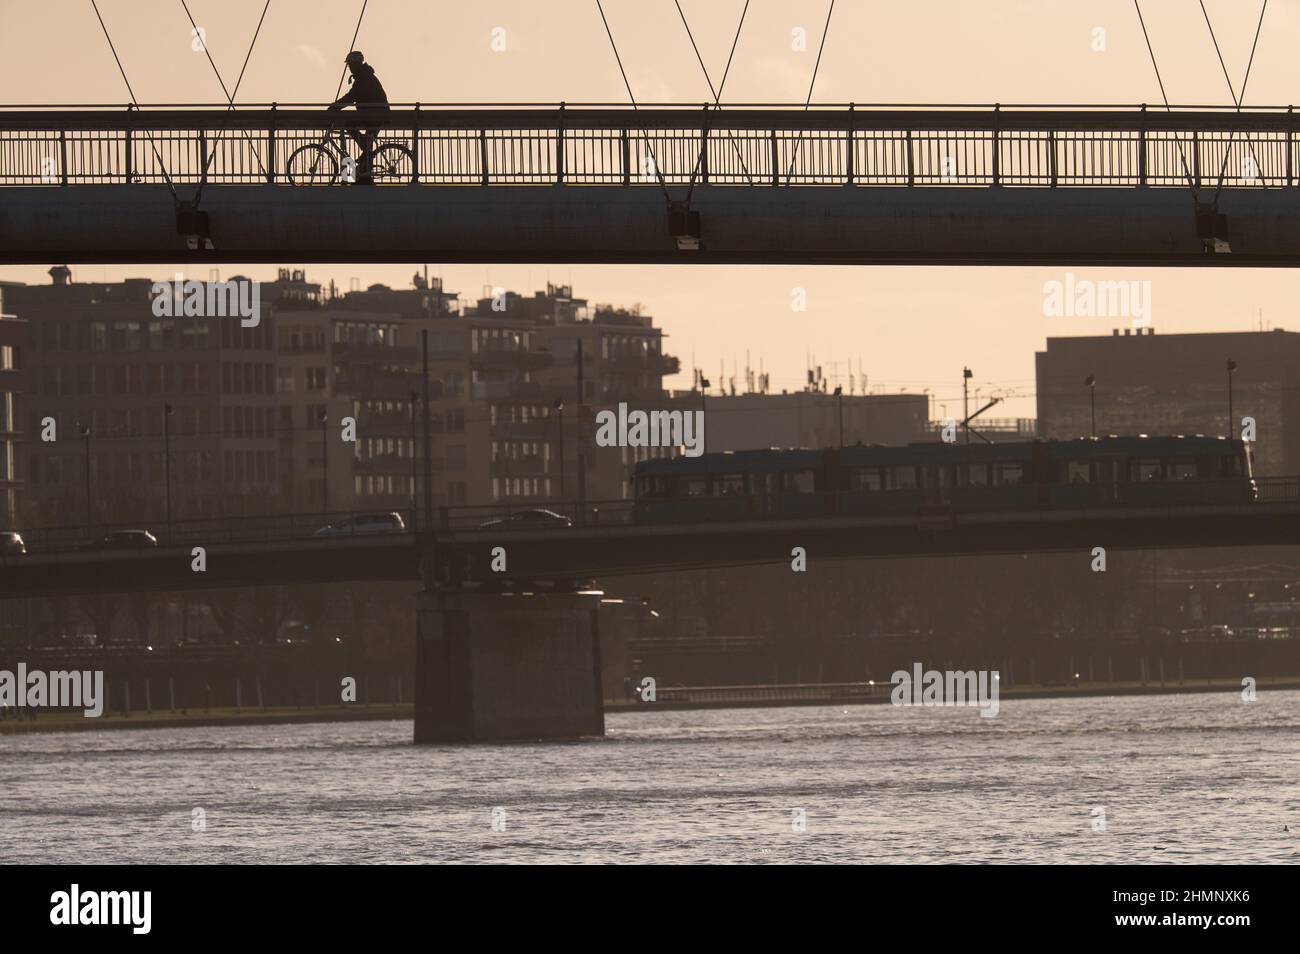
[1,104,1295,189]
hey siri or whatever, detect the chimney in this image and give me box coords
[48,265,71,286]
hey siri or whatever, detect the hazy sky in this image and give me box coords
[2,1,1297,415]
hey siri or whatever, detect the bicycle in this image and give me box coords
[285,127,415,185]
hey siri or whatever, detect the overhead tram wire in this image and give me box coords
[594,0,672,205]
[676,0,755,196]
[783,0,836,184]
[180,0,273,202]
[1202,0,1270,207]
[87,0,180,203]
[1131,0,1199,202]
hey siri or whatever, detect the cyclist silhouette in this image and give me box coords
[327,51,390,184]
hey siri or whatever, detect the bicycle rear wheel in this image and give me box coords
[370,143,416,184]
[285,144,339,185]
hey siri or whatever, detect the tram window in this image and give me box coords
[850,468,883,491]
[993,463,1022,486]
[1168,459,1197,480]
[966,464,989,487]
[1132,459,1163,481]
[715,474,745,496]
[1222,455,1243,477]
[890,466,918,489]
[1067,461,1090,484]
[684,478,709,497]
[781,471,815,493]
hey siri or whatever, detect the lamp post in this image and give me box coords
[553,398,565,498]
[77,422,92,530]
[319,411,329,517]
[834,385,844,448]
[409,390,419,528]
[699,374,710,455]
[163,403,174,541]
[1085,375,1096,439]
[1227,359,1238,438]
[962,367,973,444]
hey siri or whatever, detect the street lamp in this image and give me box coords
[834,385,844,448]
[77,422,92,530]
[699,374,711,456]
[1226,359,1238,438]
[409,391,419,527]
[962,367,973,444]
[553,398,565,498]
[163,403,175,542]
[319,410,329,516]
[1084,375,1096,439]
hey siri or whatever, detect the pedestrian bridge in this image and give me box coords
[2,103,1298,265]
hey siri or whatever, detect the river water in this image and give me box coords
[2,690,1297,864]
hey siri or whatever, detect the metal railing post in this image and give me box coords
[556,102,565,185]
[479,128,488,186]
[1138,104,1147,186]
[845,103,855,186]
[1288,106,1294,188]
[621,127,630,186]
[58,129,68,186]
[1049,129,1057,187]
[1192,129,1201,190]
[266,103,277,184]
[770,129,779,186]
[906,129,914,185]
[991,104,1001,186]
[124,105,133,183]
[411,102,420,184]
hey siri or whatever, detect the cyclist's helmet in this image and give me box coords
[345,51,365,66]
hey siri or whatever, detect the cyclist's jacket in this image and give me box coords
[332,65,389,110]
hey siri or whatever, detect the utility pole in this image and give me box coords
[834,385,844,447]
[1227,358,1237,438]
[1085,375,1096,439]
[962,367,973,444]
[78,422,92,530]
[163,403,174,542]
[576,338,586,520]
[319,411,329,516]
[553,399,565,498]
[409,390,419,528]
[421,329,433,531]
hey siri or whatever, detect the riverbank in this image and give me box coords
[1,677,1295,734]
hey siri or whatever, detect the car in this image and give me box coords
[82,529,159,551]
[313,512,407,537]
[0,531,26,555]
[478,508,573,530]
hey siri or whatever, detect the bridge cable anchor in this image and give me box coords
[1195,203,1230,254]
[176,198,213,251]
[668,200,701,251]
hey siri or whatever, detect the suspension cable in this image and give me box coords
[679,0,755,196]
[783,0,836,183]
[1206,0,1269,205]
[1132,0,1198,200]
[336,0,370,102]
[595,0,671,202]
[87,0,179,200]
[181,0,273,200]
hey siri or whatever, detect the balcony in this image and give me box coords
[333,342,419,364]
[470,347,553,372]
[605,352,680,376]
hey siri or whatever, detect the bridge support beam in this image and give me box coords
[414,587,604,743]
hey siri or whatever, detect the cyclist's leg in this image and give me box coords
[358,129,377,180]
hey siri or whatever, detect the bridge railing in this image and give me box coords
[0,104,1295,188]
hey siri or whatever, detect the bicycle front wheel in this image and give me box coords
[285,144,339,185]
[371,144,416,184]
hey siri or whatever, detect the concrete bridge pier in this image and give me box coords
[413,585,605,744]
